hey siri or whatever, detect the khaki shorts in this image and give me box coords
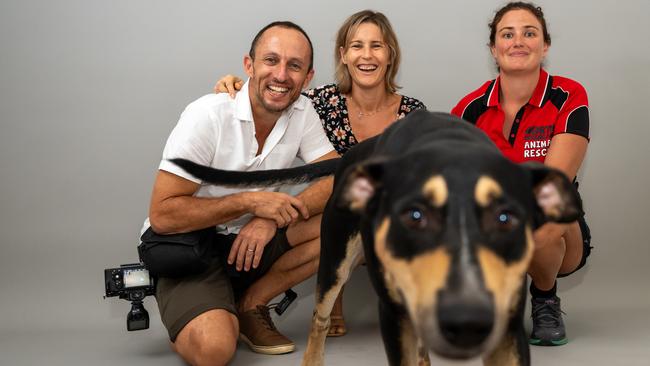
[155,228,291,341]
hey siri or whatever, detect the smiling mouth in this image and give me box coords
[267,84,290,95]
[357,64,378,72]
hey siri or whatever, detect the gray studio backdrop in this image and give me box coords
[1,0,649,361]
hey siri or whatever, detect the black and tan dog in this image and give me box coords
[172,110,581,366]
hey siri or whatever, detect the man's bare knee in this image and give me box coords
[174,309,238,366]
[287,214,322,245]
[186,331,236,366]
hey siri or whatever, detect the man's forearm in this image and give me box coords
[150,193,248,234]
[296,176,334,216]
[294,149,338,216]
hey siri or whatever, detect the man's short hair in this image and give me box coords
[248,21,314,71]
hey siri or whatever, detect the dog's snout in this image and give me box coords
[437,302,494,348]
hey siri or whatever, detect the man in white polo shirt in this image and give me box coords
[144,21,337,365]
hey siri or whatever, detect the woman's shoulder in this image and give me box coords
[303,83,341,101]
[458,79,495,102]
[302,84,344,117]
[551,74,588,95]
[400,94,426,109]
[398,94,427,118]
[451,79,495,117]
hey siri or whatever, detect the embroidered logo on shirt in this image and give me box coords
[523,124,554,158]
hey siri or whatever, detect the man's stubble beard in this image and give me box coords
[250,66,301,114]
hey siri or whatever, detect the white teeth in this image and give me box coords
[268,85,289,93]
[358,65,377,71]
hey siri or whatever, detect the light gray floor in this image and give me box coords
[2,267,649,366]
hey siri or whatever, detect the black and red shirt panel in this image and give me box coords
[451,69,589,163]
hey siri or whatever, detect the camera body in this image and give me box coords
[105,263,155,299]
[104,263,155,331]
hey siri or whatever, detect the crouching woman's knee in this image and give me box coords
[174,309,239,366]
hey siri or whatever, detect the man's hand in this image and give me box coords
[243,191,309,227]
[229,217,277,272]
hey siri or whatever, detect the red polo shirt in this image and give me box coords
[451,69,590,163]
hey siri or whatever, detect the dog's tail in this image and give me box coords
[169,158,340,188]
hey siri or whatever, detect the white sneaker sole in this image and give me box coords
[239,334,296,355]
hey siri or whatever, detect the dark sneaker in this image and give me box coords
[529,295,568,346]
[238,305,295,355]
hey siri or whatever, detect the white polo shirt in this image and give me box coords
[144,80,334,234]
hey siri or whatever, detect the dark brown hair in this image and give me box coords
[489,2,551,47]
[249,21,314,71]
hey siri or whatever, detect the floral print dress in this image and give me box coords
[303,84,426,155]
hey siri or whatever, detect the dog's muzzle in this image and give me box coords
[421,290,495,359]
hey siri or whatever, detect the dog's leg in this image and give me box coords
[416,340,431,366]
[378,300,422,366]
[483,313,529,366]
[482,330,529,366]
[301,230,363,366]
[483,283,530,366]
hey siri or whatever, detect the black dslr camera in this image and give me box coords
[104,263,156,331]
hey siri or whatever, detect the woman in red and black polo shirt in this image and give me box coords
[452,2,591,347]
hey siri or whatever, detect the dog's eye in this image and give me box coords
[495,210,518,231]
[400,208,428,229]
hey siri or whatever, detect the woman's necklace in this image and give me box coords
[348,95,397,119]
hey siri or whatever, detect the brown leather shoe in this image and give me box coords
[238,305,295,355]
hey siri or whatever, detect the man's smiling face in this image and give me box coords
[245,26,314,116]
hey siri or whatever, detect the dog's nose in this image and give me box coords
[437,303,494,348]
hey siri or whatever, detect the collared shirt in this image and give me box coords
[451,69,590,163]
[149,80,334,234]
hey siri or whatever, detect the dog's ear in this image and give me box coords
[338,161,385,212]
[524,162,583,223]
